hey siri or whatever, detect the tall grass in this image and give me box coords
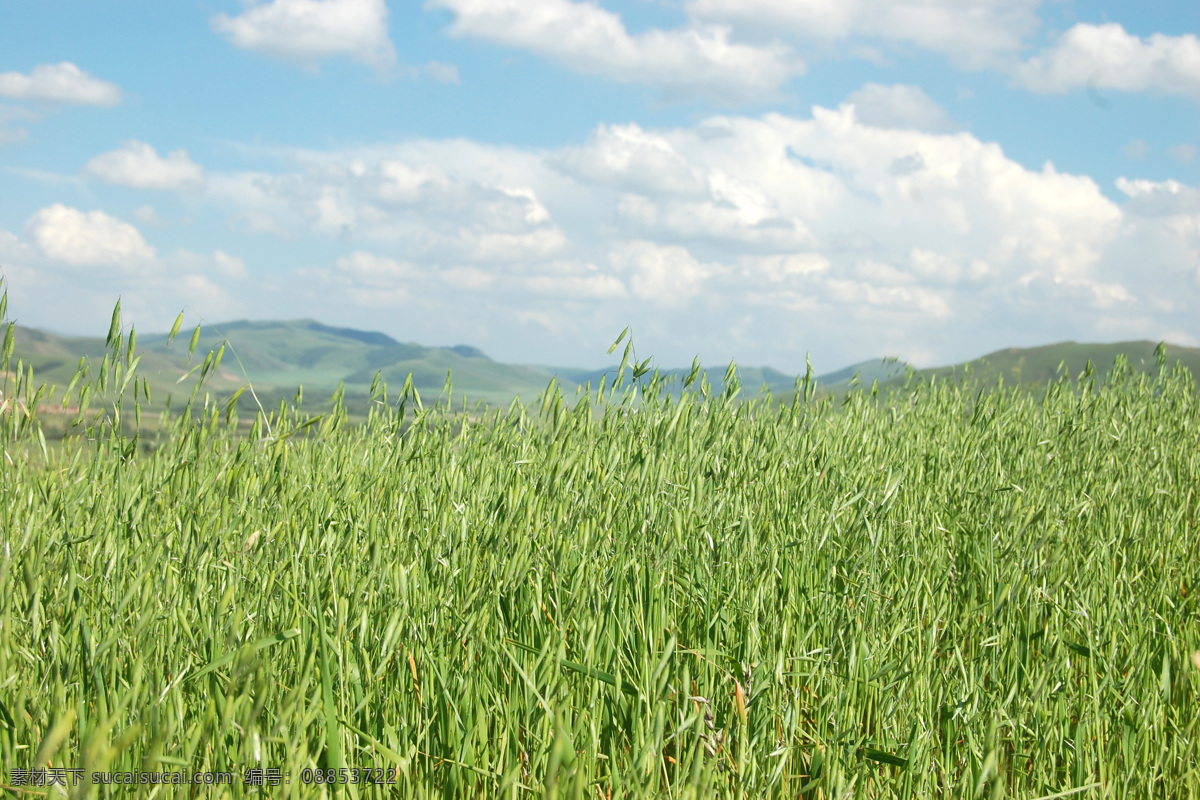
[1,299,1198,798]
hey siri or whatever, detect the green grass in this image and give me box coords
[1,300,1198,798]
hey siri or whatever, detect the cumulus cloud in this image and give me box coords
[739,253,830,282]
[206,147,567,262]
[167,248,250,280]
[1123,139,1149,160]
[842,83,960,133]
[1015,23,1200,98]
[1168,144,1196,164]
[562,106,1122,288]
[330,250,422,304]
[0,63,122,106]
[685,0,1041,68]
[84,141,206,191]
[0,127,27,145]
[405,61,461,84]
[26,205,156,269]
[1117,177,1200,216]
[0,225,255,335]
[66,100,1194,369]
[336,250,420,284]
[319,249,626,308]
[133,205,166,228]
[213,0,396,72]
[427,0,804,103]
[0,105,38,144]
[214,250,249,279]
[610,240,716,305]
[534,103,1190,361]
[521,261,627,299]
[556,123,707,196]
[0,227,38,265]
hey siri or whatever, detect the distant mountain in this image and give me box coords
[913,340,1200,390]
[774,341,1200,406]
[814,357,910,390]
[13,319,804,413]
[215,319,401,347]
[18,320,1194,419]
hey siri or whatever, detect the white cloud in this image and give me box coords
[175,273,233,311]
[167,248,250,280]
[133,205,166,228]
[26,204,156,268]
[522,262,627,299]
[0,227,252,335]
[427,0,804,103]
[1163,331,1199,347]
[84,141,206,191]
[336,250,421,284]
[0,227,38,264]
[740,253,830,282]
[536,104,1180,360]
[0,63,122,106]
[440,266,494,291]
[843,83,960,133]
[472,228,568,261]
[1168,144,1196,164]
[616,181,815,250]
[1116,178,1200,216]
[0,105,37,144]
[205,147,568,262]
[556,123,707,196]
[1115,178,1200,267]
[1123,138,1149,160]
[53,102,1193,370]
[214,250,249,279]
[408,61,461,84]
[823,274,952,318]
[1015,23,1200,98]
[330,250,421,304]
[0,127,28,145]
[685,0,1041,68]
[562,105,1121,285]
[610,240,716,305]
[213,0,396,72]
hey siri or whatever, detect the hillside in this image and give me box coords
[12,320,803,414]
[915,340,1200,388]
[775,341,1200,406]
[18,321,1196,420]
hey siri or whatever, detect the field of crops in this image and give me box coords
[1,308,1199,798]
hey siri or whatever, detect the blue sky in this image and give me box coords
[1,0,1198,372]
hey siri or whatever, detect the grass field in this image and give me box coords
[1,303,1198,798]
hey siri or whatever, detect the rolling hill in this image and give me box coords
[13,319,1199,421]
[915,340,1200,388]
[11,319,805,415]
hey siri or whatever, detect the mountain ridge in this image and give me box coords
[13,319,1200,412]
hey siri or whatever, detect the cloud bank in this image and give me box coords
[428,0,804,103]
[84,141,206,191]
[1016,23,1200,98]
[0,63,122,106]
[213,0,396,72]
[77,98,1184,367]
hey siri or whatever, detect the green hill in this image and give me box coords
[813,357,911,391]
[913,340,1200,391]
[13,320,561,413]
[20,318,1195,422]
[12,320,804,416]
[775,342,1200,406]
